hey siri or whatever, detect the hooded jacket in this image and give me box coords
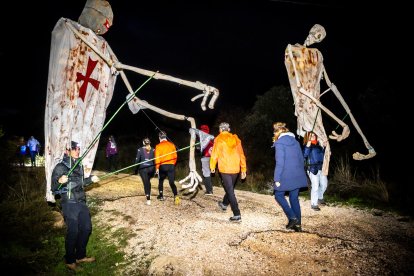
[51,155,94,203]
[210,131,246,174]
[155,140,177,169]
[273,132,307,192]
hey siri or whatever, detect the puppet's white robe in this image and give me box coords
[44,18,117,202]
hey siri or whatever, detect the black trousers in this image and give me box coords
[61,201,92,264]
[139,167,155,200]
[220,173,240,216]
[158,164,177,196]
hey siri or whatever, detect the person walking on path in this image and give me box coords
[27,136,40,167]
[210,122,247,223]
[303,131,328,211]
[136,137,155,205]
[51,141,100,271]
[199,124,214,195]
[272,122,308,232]
[155,131,180,205]
[106,135,118,172]
[18,137,27,167]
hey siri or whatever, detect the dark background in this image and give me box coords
[0,1,406,193]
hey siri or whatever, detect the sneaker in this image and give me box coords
[218,201,227,211]
[318,199,327,206]
[174,196,181,205]
[76,256,96,263]
[229,215,241,222]
[66,263,83,271]
[294,224,302,232]
[311,205,321,211]
[157,195,165,201]
[146,200,151,206]
[286,218,300,230]
[205,191,213,196]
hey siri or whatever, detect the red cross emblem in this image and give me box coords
[76,57,100,101]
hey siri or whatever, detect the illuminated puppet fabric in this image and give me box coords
[44,16,117,202]
[284,24,376,175]
[45,0,219,201]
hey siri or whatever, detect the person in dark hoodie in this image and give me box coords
[272,122,308,232]
[51,141,100,271]
[135,137,155,205]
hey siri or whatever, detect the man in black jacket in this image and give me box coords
[51,141,100,271]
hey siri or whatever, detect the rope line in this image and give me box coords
[99,142,200,180]
[57,72,156,190]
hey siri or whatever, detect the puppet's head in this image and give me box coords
[78,0,113,35]
[304,24,326,47]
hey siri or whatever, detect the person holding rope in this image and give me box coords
[303,131,328,211]
[155,131,180,205]
[135,137,156,205]
[51,141,100,271]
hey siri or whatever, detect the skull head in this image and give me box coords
[304,24,326,46]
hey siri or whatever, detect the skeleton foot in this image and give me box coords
[179,171,202,192]
[329,126,350,142]
[353,148,376,160]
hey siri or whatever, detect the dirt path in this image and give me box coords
[88,172,414,275]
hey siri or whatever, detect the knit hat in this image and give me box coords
[71,141,81,149]
[200,125,210,133]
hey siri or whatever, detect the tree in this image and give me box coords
[240,85,296,172]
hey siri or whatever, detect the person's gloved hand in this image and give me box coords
[91,175,100,183]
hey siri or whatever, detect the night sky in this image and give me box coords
[0,1,404,180]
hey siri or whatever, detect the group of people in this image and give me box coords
[17,135,41,167]
[50,121,327,271]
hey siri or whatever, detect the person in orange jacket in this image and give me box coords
[210,122,247,222]
[155,131,180,204]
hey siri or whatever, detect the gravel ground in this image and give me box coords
[88,172,414,275]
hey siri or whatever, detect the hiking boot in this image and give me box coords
[174,196,181,205]
[318,199,327,206]
[311,205,321,211]
[229,215,242,222]
[66,263,83,271]
[157,195,165,201]
[286,218,300,230]
[76,256,96,263]
[294,224,302,232]
[218,201,227,211]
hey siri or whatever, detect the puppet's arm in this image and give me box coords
[65,20,219,111]
[322,69,376,160]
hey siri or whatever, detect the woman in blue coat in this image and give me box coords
[272,122,308,232]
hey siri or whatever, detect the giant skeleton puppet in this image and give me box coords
[284,24,376,176]
[44,0,218,202]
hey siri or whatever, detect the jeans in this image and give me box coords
[274,188,301,224]
[308,170,328,206]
